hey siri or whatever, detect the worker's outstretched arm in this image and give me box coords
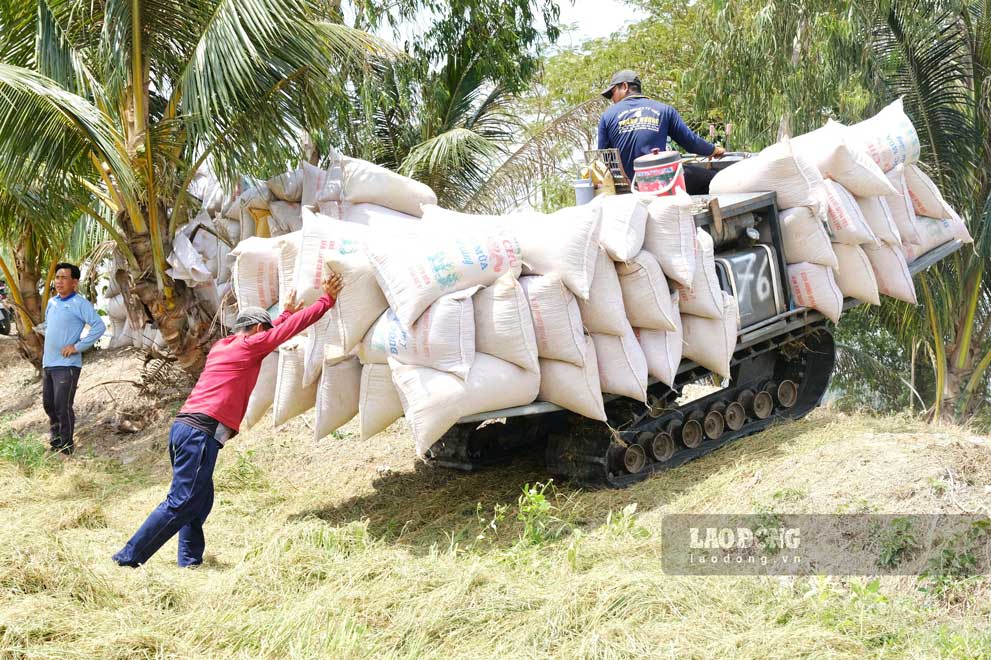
[247,273,344,354]
[668,108,715,157]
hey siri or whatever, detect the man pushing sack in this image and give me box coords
[112,273,344,568]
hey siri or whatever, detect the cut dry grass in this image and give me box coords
[0,408,989,659]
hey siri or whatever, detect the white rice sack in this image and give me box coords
[710,137,825,211]
[341,156,437,218]
[577,249,628,336]
[864,242,917,304]
[314,357,362,441]
[358,288,477,378]
[832,243,880,306]
[272,338,317,426]
[106,294,127,321]
[643,189,697,286]
[365,226,522,330]
[856,196,902,245]
[359,363,404,441]
[217,239,233,284]
[592,325,648,402]
[904,164,954,219]
[682,292,738,378]
[302,161,342,207]
[848,98,921,172]
[345,203,420,232]
[302,250,390,386]
[885,165,921,245]
[269,201,303,236]
[594,193,649,262]
[392,354,539,458]
[519,274,586,366]
[294,208,369,306]
[791,120,897,196]
[473,274,539,372]
[635,298,682,387]
[616,250,677,331]
[538,336,607,421]
[268,168,303,202]
[903,215,973,262]
[277,230,301,304]
[787,262,844,323]
[779,206,839,268]
[515,204,600,300]
[674,228,722,319]
[224,185,272,222]
[166,230,213,284]
[420,204,506,227]
[231,236,281,311]
[822,180,878,246]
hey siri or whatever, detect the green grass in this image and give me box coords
[0,411,988,659]
[0,428,48,475]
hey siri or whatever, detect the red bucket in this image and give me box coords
[633,149,685,196]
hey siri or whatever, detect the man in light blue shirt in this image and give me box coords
[40,263,105,455]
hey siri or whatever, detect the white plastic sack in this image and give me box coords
[392,354,540,457]
[514,204,600,300]
[359,363,404,441]
[791,120,897,197]
[710,138,825,211]
[864,242,917,304]
[594,193,649,262]
[269,201,303,235]
[294,208,370,306]
[832,243,880,305]
[779,206,839,268]
[268,168,303,202]
[822,180,878,246]
[787,262,844,323]
[636,300,683,387]
[592,325,648,402]
[616,250,677,331]
[849,98,921,172]
[519,274,587,366]
[272,338,317,426]
[885,165,921,245]
[577,249,628,336]
[420,204,508,228]
[473,274,539,372]
[224,185,272,222]
[358,289,476,378]
[277,230,301,304]
[243,352,279,429]
[106,294,127,321]
[682,292,738,378]
[230,236,281,310]
[302,161,342,207]
[346,203,420,231]
[341,156,437,218]
[674,228,723,319]
[856,195,902,246]
[365,226,522,329]
[904,164,954,219]
[643,189,697,287]
[314,357,362,441]
[166,230,213,284]
[538,336,607,421]
[188,168,227,214]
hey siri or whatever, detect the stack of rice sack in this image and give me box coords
[711,98,973,320]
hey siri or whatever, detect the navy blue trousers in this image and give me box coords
[113,422,219,567]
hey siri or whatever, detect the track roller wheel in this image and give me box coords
[703,409,725,440]
[776,380,798,409]
[649,432,676,462]
[736,389,755,411]
[753,390,774,419]
[622,444,647,474]
[680,418,704,448]
[724,401,746,431]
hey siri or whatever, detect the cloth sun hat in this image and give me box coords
[601,70,641,99]
[232,306,272,332]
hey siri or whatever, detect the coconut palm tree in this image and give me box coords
[0,0,391,373]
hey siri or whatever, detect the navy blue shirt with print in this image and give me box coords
[597,95,715,180]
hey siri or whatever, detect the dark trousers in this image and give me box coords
[113,422,220,567]
[42,366,81,453]
[684,163,717,195]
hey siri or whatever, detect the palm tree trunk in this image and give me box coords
[9,242,45,370]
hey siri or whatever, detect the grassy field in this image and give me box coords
[1,400,990,659]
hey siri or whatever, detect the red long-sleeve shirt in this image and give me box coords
[180,294,335,431]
